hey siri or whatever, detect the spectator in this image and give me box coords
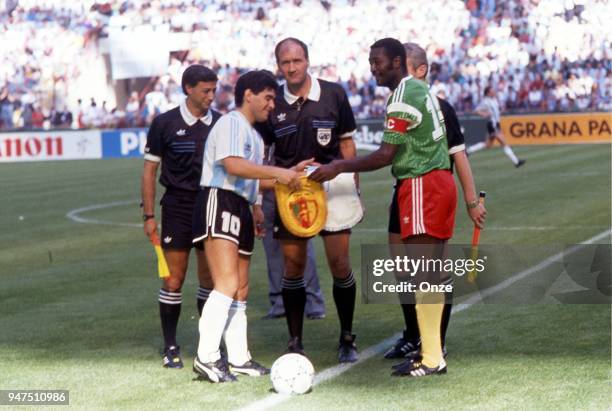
[0,0,608,130]
[125,92,141,127]
[51,105,73,129]
[0,86,14,130]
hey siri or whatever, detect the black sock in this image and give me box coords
[441,288,453,346]
[401,303,420,341]
[441,303,452,347]
[440,277,453,347]
[158,289,182,348]
[196,286,212,316]
[333,271,356,334]
[281,277,306,340]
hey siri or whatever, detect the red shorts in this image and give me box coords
[395,169,457,240]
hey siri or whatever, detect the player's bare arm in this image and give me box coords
[292,157,318,171]
[222,156,301,190]
[309,142,399,182]
[141,159,160,239]
[475,108,490,118]
[452,151,487,228]
[255,157,316,190]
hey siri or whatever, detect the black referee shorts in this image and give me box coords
[192,187,254,255]
[160,190,199,250]
[388,184,400,235]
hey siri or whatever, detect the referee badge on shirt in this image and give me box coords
[313,119,335,147]
[316,128,332,146]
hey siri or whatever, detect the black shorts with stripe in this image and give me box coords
[486,121,500,137]
[160,189,198,249]
[192,187,254,255]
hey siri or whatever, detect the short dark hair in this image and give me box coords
[370,38,407,71]
[484,86,492,96]
[274,37,309,62]
[403,42,429,74]
[181,64,218,94]
[234,70,278,107]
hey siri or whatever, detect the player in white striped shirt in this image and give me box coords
[192,70,303,383]
[469,86,526,167]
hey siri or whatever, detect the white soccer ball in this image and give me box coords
[270,353,315,395]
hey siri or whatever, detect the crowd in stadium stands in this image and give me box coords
[0,0,609,130]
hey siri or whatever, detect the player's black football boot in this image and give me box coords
[391,344,448,370]
[193,356,237,383]
[286,336,306,356]
[383,332,420,359]
[338,333,358,363]
[162,345,184,369]
[229,359,270,377]
[391,359,447,377]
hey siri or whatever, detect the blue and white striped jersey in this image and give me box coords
[199,110,264,204]
[477,97,501,124]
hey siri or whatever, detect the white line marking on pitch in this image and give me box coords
[237,228,612,411]
[65,202,605,233]
[66,200,141,228]
[356,226,608,232]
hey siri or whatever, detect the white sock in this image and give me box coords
[467,142,486,154]
[223,300,251,366]
[503,145,519,165]
[197,290,233,363]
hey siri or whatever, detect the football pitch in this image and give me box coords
[1,144,610,410]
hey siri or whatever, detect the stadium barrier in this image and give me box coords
[0,128,146,162]
[0,130,102,162]
[1,113,608,163]
[500,112,611,145]
[354,113,611,149]
[333,116,489,150]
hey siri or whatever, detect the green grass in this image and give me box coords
[0,145,610,410]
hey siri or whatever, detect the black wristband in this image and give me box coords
[143,214,155,221]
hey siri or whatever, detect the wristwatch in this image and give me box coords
[466,199,479,209]
[143,214,155,221]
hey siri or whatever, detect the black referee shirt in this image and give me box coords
[256,77,357,168]
[438,97,466,171]
[144,101,221,192]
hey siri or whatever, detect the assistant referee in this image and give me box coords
[141,65,221,368]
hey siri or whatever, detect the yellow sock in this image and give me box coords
[415,291,444,368]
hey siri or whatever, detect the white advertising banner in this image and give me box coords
[109,27,170,80]
[0,130,102,162]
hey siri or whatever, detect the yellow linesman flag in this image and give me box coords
[150,232,170,278]
[275,176,327,238]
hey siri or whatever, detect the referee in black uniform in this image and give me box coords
[141,65,221,368]
[383,43,487,370]
[257,37,360,362]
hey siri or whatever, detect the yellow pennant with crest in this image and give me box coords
[275,176,327,238]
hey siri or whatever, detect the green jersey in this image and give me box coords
[382,75,450,179]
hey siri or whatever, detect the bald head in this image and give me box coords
[403,42,429,79]
[275,37,309,63]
